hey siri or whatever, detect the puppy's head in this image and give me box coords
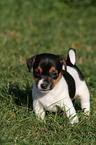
[26,53,66,92]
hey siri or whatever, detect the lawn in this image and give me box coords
[0,0,96,144]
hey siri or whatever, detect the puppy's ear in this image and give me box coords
[57,55,67,71]
[26,56,36,72]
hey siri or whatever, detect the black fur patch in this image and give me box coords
[62,70,76,99]
[66,55,84,81]
[33,53,63,75]
[73,65,84,81]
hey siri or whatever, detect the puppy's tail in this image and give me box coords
[66,48,76,66]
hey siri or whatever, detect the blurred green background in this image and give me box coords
[0,0,96,144]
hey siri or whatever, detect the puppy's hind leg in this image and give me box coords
[76,81,90,115]
[61,96,79,124]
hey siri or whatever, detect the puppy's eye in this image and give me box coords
[50,71,58,79]
[34,69,41,77]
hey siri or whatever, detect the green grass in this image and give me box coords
[0,0,96,144]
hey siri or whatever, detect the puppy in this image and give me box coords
[26,49,90,124]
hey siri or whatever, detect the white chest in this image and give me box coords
[32,76,69,111]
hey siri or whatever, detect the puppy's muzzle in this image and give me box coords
[37,78,53,91]
[41,82,49,90]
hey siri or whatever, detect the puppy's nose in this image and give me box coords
[41,82,48,89]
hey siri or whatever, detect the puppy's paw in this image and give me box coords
[70,115,79,124]
[36,111,46,123]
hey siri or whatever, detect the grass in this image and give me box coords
[0,0,96,144]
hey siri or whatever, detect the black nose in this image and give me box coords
[41,82,48,89]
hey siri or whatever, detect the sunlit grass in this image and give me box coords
[0,0,96,144]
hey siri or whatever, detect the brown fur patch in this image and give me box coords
[38,66,43,73]
[60,59,67,71]
[32,58,35,67]
[49,67,56,74]
[52,72,61,87]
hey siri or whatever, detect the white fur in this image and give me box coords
[32,66,90,124]
[67,66,90,115]
[69,49,76,65]
[32,76,79,124]
[37,79,44,90]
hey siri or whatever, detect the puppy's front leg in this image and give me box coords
[33,100,45,121]
[61,96,79,124]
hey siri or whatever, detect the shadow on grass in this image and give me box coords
[9,82,33,110]
[72,98,82,111]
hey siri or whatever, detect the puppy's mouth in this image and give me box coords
[39,89,51,93]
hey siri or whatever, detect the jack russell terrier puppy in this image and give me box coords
[26,48,90,124]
